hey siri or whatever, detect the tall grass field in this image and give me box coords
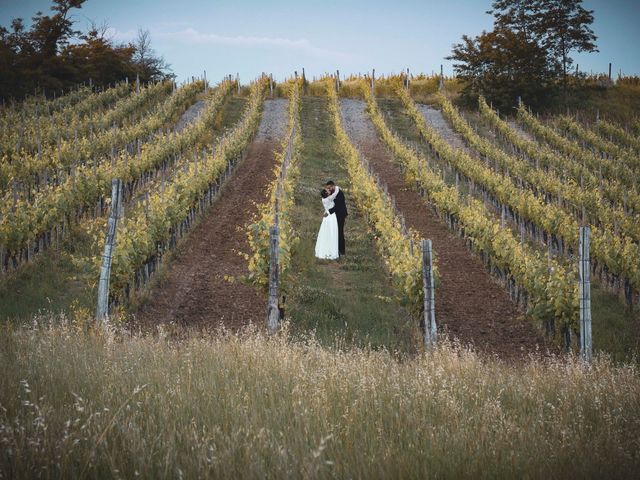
[1,317,638,478]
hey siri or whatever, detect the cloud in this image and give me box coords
[104,27,138,42]
[157,28,351,60]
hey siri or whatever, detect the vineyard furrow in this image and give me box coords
[349,89,548,356]
[327,79,435,316]
[372,83,580,331]
[134,78,280,328]
[415,92,640,303]
[107,77,269,298]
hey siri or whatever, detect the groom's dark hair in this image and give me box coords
[325,180,335,186]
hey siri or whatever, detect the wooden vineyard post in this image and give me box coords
[371,68,375,95]
[439,64,445,91]
[579,226,592,362]
[267,225,280,333]
[135,73,140,93]
[96,179,123,323]
[422,239,437,347]
[302,67,306,93]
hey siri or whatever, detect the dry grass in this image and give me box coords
[1,316,639,479]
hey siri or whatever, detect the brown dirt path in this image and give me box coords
[134,99,288,331]
[340,99,550,359]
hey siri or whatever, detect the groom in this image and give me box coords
[323,180,347,256]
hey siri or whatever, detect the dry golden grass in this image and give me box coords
[1,316,639,478]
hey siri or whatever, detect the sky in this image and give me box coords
[1,0,639,85]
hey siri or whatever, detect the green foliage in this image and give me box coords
[286,94,416,352]
[449,0,598,109]
[246,80,302,292]
[390,83,580,333]
[0,0,172,101]
[448,27,553,109]
[329,80,436,318]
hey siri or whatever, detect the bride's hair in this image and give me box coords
[320,188,329,198]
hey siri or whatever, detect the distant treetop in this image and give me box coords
[0,0,174,101]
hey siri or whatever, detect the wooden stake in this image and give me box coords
[422,239,437,347]
[96,179,123,323]
[579,226,592,361]
[267,225,280,333]
[371,68,375,94]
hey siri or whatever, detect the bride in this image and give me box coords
[315,185,340,259]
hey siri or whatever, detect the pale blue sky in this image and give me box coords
[1,0,638,84]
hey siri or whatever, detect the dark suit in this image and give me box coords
[328,190,348,255]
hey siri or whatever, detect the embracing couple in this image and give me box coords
[315,180,347,260]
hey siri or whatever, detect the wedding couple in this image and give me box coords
[315,180,347,260]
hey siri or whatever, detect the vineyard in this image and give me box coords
[0,73,638,358]
[1,72,640,478]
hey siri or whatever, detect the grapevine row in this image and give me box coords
[106,77,269,296]
[247,79,302,291]
[444,95,640,243]
[0,81,204,193]
[0,81,172,157]
[0,85,92,120]
[369,82,579,329]
[478,96,640,215]
[408,89,640,302]
[329,79,432,315]
[551,115,640,174]
[594,117,640,153]
[0,82,133,150]
[516,105,638,191]
[0,79,232,272]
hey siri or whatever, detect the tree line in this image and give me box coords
[447,0,598,110]
[0,0,173,102]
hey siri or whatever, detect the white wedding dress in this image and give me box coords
[315,187,340,260]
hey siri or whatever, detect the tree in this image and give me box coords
[489,0,597,87]
[448,27,551,109]
[29,0,86,58]
[534,0,598,87]
[63,24,137,87]
[0,0,172,101]
[448,0,598,108]
[132,29,174,83]
[488,0,543,41]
